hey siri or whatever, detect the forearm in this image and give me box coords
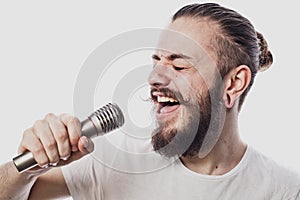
[0,162,38,200]
[0,113,92,199]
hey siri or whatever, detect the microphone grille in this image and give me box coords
[93,103,125,133]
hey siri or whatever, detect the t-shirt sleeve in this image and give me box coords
[283,185,300,200]
[280,172,300,200]
[61,155,104,200]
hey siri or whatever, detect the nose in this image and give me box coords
[148,58,172,87]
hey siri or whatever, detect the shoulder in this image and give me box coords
[248,146,300,191]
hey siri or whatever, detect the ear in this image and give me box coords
[222,65,251,108]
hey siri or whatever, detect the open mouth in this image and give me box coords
[151,91,181,117]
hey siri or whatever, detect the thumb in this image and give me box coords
[78,136,94,154]
[58,136,94,166]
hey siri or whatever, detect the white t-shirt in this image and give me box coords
[62,133,300,200]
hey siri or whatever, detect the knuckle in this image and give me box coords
[59,113,69,120]
[70,117,80,126]
[31,142,44,155]
[33,120,47,129]
[45,113,56,120]
[23,128,33,138]
[45,139,57,149]
[56,130,68,141]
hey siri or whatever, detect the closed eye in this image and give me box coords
[151,53,193,70]
[173,66,185,71]
[152,54,160,61]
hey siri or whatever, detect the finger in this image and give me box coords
[32,119,60,164]
[19,128,49,167]
[60,114,81,152]
[57,137,94,166]
[55,136,94,166]
[46,113,71,160]
[78,136,94,154]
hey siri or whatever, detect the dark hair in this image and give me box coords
[172,3,273,111]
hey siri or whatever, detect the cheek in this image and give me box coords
[175,104,201,135]
[185,79,209,102]
[172,69,210,101]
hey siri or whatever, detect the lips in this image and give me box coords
[151,90,181,120]
[157,103,180,114]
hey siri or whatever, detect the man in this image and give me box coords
[0,3,299,200]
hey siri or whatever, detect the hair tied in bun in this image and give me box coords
[256,31,273,72]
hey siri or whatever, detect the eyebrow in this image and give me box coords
[151,53,192,61]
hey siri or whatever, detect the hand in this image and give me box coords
[18,113,94,170]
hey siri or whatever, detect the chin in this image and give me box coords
[152,105,201,158]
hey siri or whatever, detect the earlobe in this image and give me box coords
[223,65,251,109]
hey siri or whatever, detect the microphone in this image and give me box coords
[12,103,125,173]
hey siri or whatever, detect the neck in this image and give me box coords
[180,109,247,175]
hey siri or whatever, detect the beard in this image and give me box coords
[151,83,224,158]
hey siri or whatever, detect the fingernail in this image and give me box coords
[60,154,70,161]
[40,163,49,169]
[72,145,78,152]
[50,161,59,167]
[83,137,89,149]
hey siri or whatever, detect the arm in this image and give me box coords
[0,162,37,200]
[29,167,69,200]
[0,162,69,200]
[0,113,94,200]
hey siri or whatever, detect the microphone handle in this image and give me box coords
[12,103,124,173]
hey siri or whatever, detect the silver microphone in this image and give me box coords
[12,103,125,173]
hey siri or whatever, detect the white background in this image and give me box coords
[0,0,299,199]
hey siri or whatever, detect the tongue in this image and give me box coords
[160,104,180,114]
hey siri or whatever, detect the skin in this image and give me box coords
[0,17,252,199]
[0,114,94,199]
[150,17,251,174]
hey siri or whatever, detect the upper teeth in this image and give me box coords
[157,96,178,103]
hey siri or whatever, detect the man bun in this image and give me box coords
[256,32,273,72]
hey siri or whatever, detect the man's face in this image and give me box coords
[148,17,225,158]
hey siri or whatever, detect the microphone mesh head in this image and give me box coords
[93,103,125,133]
